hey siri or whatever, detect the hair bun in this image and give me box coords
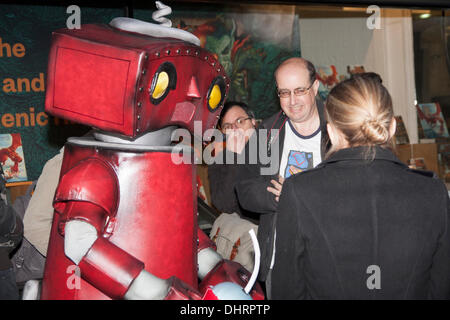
[361,118,389,144]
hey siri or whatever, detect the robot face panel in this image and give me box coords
[141,51,228,140]
[45,24,230,141]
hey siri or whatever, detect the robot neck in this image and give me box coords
[93,126,177,146]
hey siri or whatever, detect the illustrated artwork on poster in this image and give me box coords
[315,65,361,101]
[347,65,365,75]
[416,102,449,139]
[167,6,300,119]
[0,133,28,182]
[316,65,341,101]
[315,65,367,101]
[394,115,410,145]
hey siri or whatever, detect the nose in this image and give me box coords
[186,76,201,100]
[289,91,297,105]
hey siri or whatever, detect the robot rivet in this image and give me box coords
[137,102,142,107]
[139,87,143,92]
[141,70,146,75]
[204,56,208,60]
[166,50,171,55]
[186,49,190,54]
[176,49,180,54]
[144,54,148,60]
[155,52,160,57]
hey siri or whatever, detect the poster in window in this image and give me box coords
[0,133,28,183]
[416,103,449,139]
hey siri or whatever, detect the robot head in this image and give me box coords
[45,21,230,142]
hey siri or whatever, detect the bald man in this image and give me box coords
[235,57,329,297]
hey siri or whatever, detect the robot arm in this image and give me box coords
[63,201,200,300]
[197,227,223,280]
[51,158,142,298]
[124,227,264,301]
[61,201,145,299]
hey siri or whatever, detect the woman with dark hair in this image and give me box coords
[214,101,256,156]
[271,75,449,299]
[208,101,258,221]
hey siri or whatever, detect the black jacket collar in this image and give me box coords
[319,146,407,168]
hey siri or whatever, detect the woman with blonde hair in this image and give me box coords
[271,74,449,299]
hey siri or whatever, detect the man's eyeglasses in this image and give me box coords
[277,82,314,99]
[221,117,252,131]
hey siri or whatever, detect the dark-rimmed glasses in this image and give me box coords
[221,117,252,131]
[277,82,314,98]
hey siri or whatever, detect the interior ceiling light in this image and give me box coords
[419,13,432,19]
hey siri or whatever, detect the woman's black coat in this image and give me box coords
[272,146,449,299]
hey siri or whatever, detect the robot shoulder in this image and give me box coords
[55,158,119,216]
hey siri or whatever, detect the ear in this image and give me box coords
[312,79,320,96]
[251,118,256,128]
[327,123,338,146]
[389,117,397,138]
[327,122,348,149]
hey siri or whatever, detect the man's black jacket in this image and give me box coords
[235,99,329,281]
[208,147,260,223]
[0,184,23,270]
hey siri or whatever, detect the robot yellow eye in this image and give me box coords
[149,62,177,105]
[151,71,169,99]
[207,77,226,112]
[208,84,222,110]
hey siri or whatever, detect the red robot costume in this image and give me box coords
[35,3,263,300]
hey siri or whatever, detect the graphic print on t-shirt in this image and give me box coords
[284,150,313,178]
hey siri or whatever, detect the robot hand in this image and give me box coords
[64,220,97,265]
[199,259,264,300]
[198,229,265,300]
[125,269,203,300]
[124,269,170,300]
